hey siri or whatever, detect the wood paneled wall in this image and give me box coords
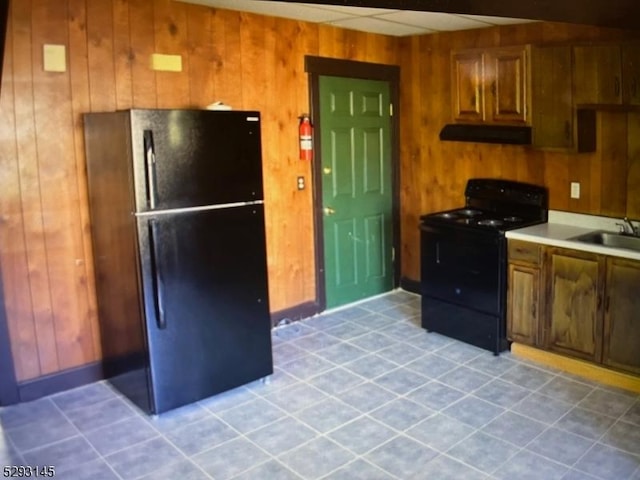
[2,0,639,383]
[0,0,398,381]
[398,22,640,281]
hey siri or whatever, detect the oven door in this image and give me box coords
[420,223,506,315]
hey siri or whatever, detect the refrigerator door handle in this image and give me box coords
[148,219,167,330]
[143,130,157,210]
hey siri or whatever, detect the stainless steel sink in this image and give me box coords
[571,230,640,252]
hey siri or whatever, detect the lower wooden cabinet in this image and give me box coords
[602,257,640,374]
[507,241,640,376]
[546,248,604,362]
[507,240,542,346]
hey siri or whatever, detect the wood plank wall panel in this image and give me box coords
[12,0,58,378]
[31,0,98,371]
[399,23,640,282]
[4,0,638,382]
[154,0,189,108]
[0,0,399,381]
[0,5,41,381]
[128,0,156,108]
[68,0,101,361]
[113,0,133,110]
[185,4,214,107]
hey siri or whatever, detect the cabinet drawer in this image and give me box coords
[508,240,541,265]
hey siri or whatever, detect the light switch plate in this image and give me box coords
[43,44,66,72]
[570,182,581,199]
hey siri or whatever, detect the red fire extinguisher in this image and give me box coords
[299,114,313,161]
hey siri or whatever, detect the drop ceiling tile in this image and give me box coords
[328,17,432,37]
[304,4,397,16]
[375,10,492,31]
[456,14,538,25]
[179,0,356,23]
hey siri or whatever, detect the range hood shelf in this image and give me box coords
[439,124,532,145]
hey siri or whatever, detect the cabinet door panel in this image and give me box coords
[603,258,640,374]
[573,45,622,105]
[546,250,603,362]
[531,46,574,149]
[451,52,484,122]
[623,43,640,106]
[507,264,539,346]
[488,47,529,124]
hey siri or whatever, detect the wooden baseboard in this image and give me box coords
[511,343,640,394]
[17,362,105,403]
[400,276,421,295]
[270,301,321,327]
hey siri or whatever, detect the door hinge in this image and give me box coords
[389,103,394,117]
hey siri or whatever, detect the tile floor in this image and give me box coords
[1,290,640,480]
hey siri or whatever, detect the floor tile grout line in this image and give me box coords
[4,289,639,480]
[47,392,129,480]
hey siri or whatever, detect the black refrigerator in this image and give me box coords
[83,109,273,414]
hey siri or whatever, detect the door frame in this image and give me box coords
[305,56,401,311]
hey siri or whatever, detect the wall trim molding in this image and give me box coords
[512,342,640,394]
[0,269,19,406]
[17,362,105,403]
[270,301,320,327]
[400,276,421,295]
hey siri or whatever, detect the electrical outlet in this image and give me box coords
[570,182,581,199]
[297,176,305,190]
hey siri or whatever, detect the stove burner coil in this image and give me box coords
[477,219,504,227]
[459,209,482,217]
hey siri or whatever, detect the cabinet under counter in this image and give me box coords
[506,236,640,393]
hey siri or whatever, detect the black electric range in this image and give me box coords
[419,178,548,354]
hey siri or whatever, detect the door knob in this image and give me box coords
[323,207,336,216]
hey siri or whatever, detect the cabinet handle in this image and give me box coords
[605,295,610,313]
[614,76,621,98]
[564,121,571,140]
[531,302,536,319]
[491,82,496,96]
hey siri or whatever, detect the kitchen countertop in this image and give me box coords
[506,211,640,261]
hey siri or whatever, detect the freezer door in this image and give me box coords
[137,205,273,414]
[130,109,263,211]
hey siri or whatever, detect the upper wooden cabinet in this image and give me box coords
[530,45,596,152]
[623,44,640,106]
[530,45,574,150]
[451,46,530,125]
[451,50,484,122]
[573,43,640,106]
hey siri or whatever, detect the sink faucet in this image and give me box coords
[617,217,639,236]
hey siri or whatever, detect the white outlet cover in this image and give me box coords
[570,182,580,199]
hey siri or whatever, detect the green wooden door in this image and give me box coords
[319,75,394,309]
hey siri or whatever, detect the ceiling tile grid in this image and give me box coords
[176,0,536,36]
